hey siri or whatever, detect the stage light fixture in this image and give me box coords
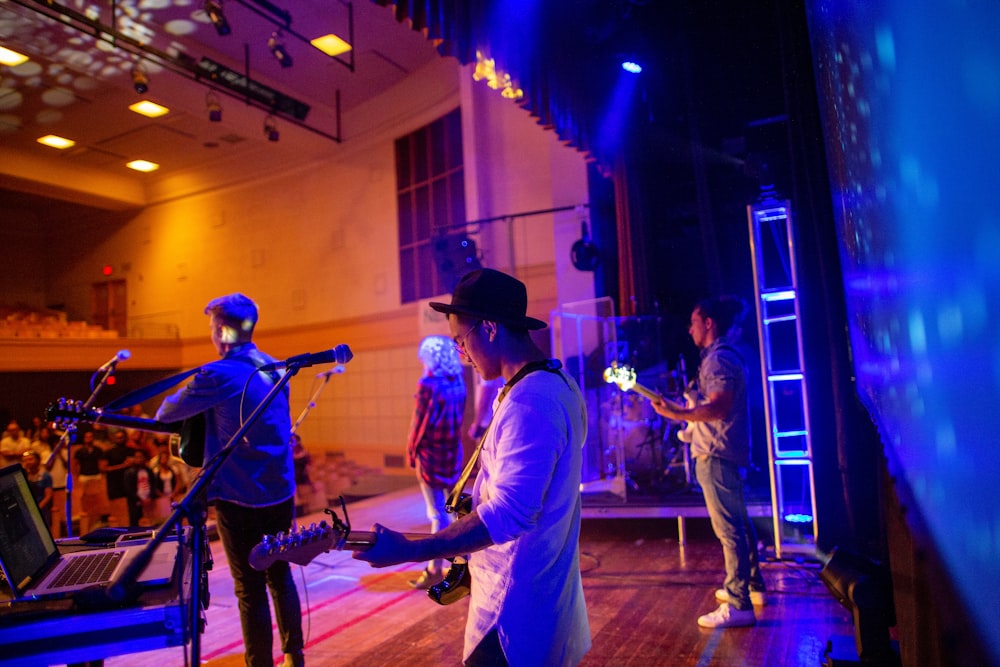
[206,91,223,122]
[268,32,293,68]
[204,0,231,37]
[819,547,900,665]
[264,115,279,142]
[621,60,643,74]
[131,62,149,94]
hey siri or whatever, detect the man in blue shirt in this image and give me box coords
[156,293,304,667]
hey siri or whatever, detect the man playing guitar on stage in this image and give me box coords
[354,269,592,667]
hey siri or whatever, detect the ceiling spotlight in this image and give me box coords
[264,115,279,142]
[204,0,231,37]
[268,32,293,68]
[129,100,169,118]
[126,160,160,173]
[621,60,643,74]
[37,135,76,150]
[206,91,222,122]
[0,46,30,67]
[131,62,149,94]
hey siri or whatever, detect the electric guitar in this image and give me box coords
[603,363,696,441]
[602,362,661,403]
[45,398,207,466]
[249,500,472,606]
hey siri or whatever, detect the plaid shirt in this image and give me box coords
[407,374,465,490]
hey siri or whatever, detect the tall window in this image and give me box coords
[396,108,468,303]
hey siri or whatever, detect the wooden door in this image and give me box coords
[92,279,127,336]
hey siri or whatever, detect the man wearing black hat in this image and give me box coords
[354,268,591,666]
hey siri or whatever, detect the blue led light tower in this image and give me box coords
[748,192,819,558]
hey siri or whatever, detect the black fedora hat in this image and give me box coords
[429,268,547,330]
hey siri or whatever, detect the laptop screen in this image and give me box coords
[0,464,60,596]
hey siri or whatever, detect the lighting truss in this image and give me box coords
[7,0,342,143]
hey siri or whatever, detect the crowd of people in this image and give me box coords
[1,415,192,536]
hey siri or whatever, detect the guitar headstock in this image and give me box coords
[249,497,355,570]
[603,362,637,392]
[45,398,95,430]
[249,520,343,570]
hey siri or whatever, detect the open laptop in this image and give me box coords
[0,464,178,601]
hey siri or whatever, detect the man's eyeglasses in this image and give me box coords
[453,320,481,354]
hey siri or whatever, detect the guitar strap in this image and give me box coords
[105,346,281,412]
[105,367,203,411]
[444,358,564,513]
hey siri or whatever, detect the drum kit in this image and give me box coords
[605,359,694,495]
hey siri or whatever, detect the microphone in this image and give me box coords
[318,366,346,378]
[97,350,131,373]
[259,344,353,372]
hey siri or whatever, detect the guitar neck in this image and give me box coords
[340,531,427,551]
[628,382,661,403]
[249,523,430,570]
[46,402,185,435]
[340,531,377,551]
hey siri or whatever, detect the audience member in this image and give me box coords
[101,428,136,527]
[24,416,45,442]
[151,444,189,524]
[123,449,161,527]
[32,426,69,537]
[72,429,109,534]
[91,423,111,449]
[2,420,32,467]
[22,450,54,528]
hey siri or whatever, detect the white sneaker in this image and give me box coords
[697,603,756,628]
[715,587,767,606]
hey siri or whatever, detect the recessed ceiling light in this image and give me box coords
[310,34,352,57]
[129,100,169,118]
[37,135,76,149]
[0,46,29,67]
[127,160,160,172]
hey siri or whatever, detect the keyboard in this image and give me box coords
[50,551,124,588]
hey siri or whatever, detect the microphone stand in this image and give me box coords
[47,361,120,538]
[80,362,302,666]
[290,365,343,435]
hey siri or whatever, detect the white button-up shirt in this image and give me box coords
[468,368,591,666]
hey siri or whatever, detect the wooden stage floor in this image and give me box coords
[95,485,855,667]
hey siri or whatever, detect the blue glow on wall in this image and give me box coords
[807,0,1000,658]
